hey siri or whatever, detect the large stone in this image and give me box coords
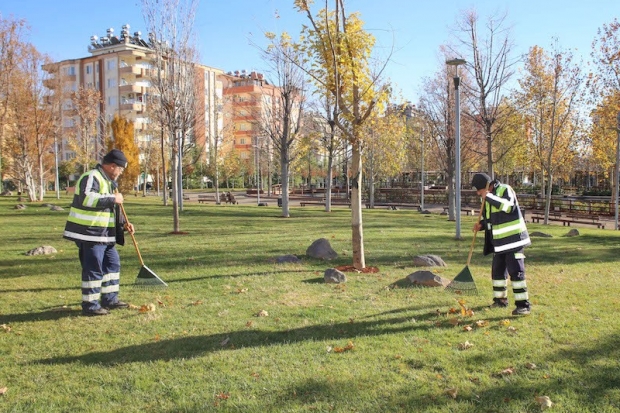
[275,254,301,264]
[564,229,580,237]
[406,270,450,287]
[324,268,347,283]
[26,245,57,256]
[412,254,447,267]
[530,231,552,238]
[306,238,338,260]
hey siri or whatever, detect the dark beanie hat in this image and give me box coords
[471,173,491,190]
[103,149,128,168]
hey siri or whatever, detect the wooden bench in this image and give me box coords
[366,202,420,210]
[197,195,212,203]
[300,201,351,207]
[531,213,605,229]
[442,206,477,215]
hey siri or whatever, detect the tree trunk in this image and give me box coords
[160,128,168,206]
[350,142,365,269]
[171,141,180,233]
[544,172,553,225]
[280,144,290,218]
[325,150,334,213]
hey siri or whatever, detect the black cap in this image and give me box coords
[102,149,128,168]
[471,173,491,190]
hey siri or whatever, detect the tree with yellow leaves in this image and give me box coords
[109,115,139,194]
[294,0,391,269]
[363,107,407,208]
[516,42,585,223]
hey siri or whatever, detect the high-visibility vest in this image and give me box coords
[483,183,531,254]
[63,166,117,244]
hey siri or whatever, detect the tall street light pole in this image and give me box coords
[446,58,466,240]
[420,128,425,212]
[615,111,620,230]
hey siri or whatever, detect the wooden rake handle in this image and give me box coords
[466,183,489,266]
[116,193,145,267]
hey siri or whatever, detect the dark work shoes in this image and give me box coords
[489,299,509,308]
[82,308,109,316]
[104,301,129,310]
[512,307,531,316]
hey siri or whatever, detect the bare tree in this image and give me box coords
[67,86,104,174]
[419,60,478,219]
[260,34,306,217]
[451,9,519,178]
[142,0,199,232]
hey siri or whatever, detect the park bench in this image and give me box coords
[531,212,605,229]
[300,201,351,207]
[442,206,477,215]
[366,202,420,210]
[197,194,212,203]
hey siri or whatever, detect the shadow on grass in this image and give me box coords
[33,308,458,366]
[0,308,80,323]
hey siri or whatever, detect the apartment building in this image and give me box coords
[221,70,280,160]
[44,24,224,165]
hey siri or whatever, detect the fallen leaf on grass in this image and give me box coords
[245,321,253,328]
[220,337,230,346]
[463,325,473,332]
[499,319,511,326]
[236,288,248,294]
[256,310,269,317]
[332,341,354,353]
[215,392,230,400]
[0,387,7,396]
[507,326,517,333]
[191,300,203,306]
[448,317,460,326]
[499,367,514,375]
[475,320,489,328]
[535,395,553,410]
[445,388,458,399]
[128,304,140,310]
[458,341,474,350]
[525,362,537,370]
[1,324,11,333]
[139,303,156,313]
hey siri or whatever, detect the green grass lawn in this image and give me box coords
[1,194,620,412]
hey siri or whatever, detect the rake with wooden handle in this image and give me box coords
[445,184,488,295]
[118,199,168,288]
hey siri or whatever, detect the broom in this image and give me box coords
[118,200,168,288]
[445,186,488,295]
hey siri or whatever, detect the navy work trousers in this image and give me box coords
[77,242,121,311]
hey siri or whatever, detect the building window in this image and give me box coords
[240,138,246,145]
[86,65,91,75]
[107,78,116,88]
[106,59,116,70]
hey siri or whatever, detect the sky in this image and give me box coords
[2,0,619,101]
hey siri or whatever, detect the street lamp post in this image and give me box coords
[446,58,467,240]
[420,128,425,212]
[615,111,620,230]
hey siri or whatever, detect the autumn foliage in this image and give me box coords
[109,115,139,194]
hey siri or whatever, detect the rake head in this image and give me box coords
[445,265,478,295]
[134,265,168,288]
